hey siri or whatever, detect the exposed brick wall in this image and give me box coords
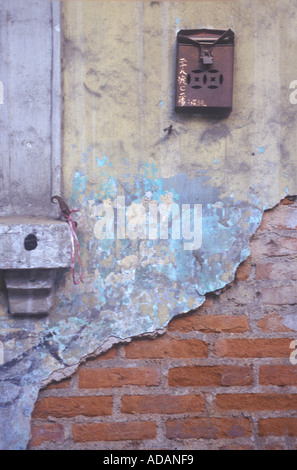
[29,197,297,450]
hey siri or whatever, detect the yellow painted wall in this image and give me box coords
[62,0,297,207]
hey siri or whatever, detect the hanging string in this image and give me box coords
[64,209,83,285]
[51,196,83,285]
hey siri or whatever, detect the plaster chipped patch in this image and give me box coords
[104,270,135,285]
[140,241,173,267]
[118,255,138,270]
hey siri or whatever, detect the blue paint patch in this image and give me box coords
[159,100,164,107]
[257,146,265,154]
[70,153,263,315]
[96,154,108,167]
[101,175,118,198]
[214,159,220,164]
[72,171,87,194]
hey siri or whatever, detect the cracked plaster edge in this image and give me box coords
[39,193,297,389]
[27,194,297,448]
[41,327,168,388]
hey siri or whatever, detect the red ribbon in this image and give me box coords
[64,209,83,285]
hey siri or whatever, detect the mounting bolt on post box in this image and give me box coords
[175,29,235,117]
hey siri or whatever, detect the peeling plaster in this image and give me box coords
[0,155,265,449]
[1,0,297,450]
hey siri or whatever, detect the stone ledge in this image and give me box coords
[0,217,72,270]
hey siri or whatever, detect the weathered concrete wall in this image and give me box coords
[0,0,61,217]
[0,0,297,450]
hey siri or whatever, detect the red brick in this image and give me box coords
[220,365,253,386]
[219,444,255,450]
[168,315,249,333]
[250,236,297,258]
[200,296,214,309]
[280,197,296,205]
[168,365,253,387]
[261,444,285,450]
[121,394,206,414]
[257,314,292,332]
[214,338,292,358]
[73,421,156,442]
[261,286,297,305]
[124,337,208,359]
[216,393,297,411]
[256,261,297,280]
[258,206,297,231]
[30,423,64,447]
[32,396,112,418]
[95,348,117,361]
[79,349,117,368]
[258,418,297,436]
[44,378,71,390]
[78,367,160,388]
[260,365,297,386]
[235,259,252,281]
[166,417,250,439]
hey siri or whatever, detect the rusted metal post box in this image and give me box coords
[175,29,235,116]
